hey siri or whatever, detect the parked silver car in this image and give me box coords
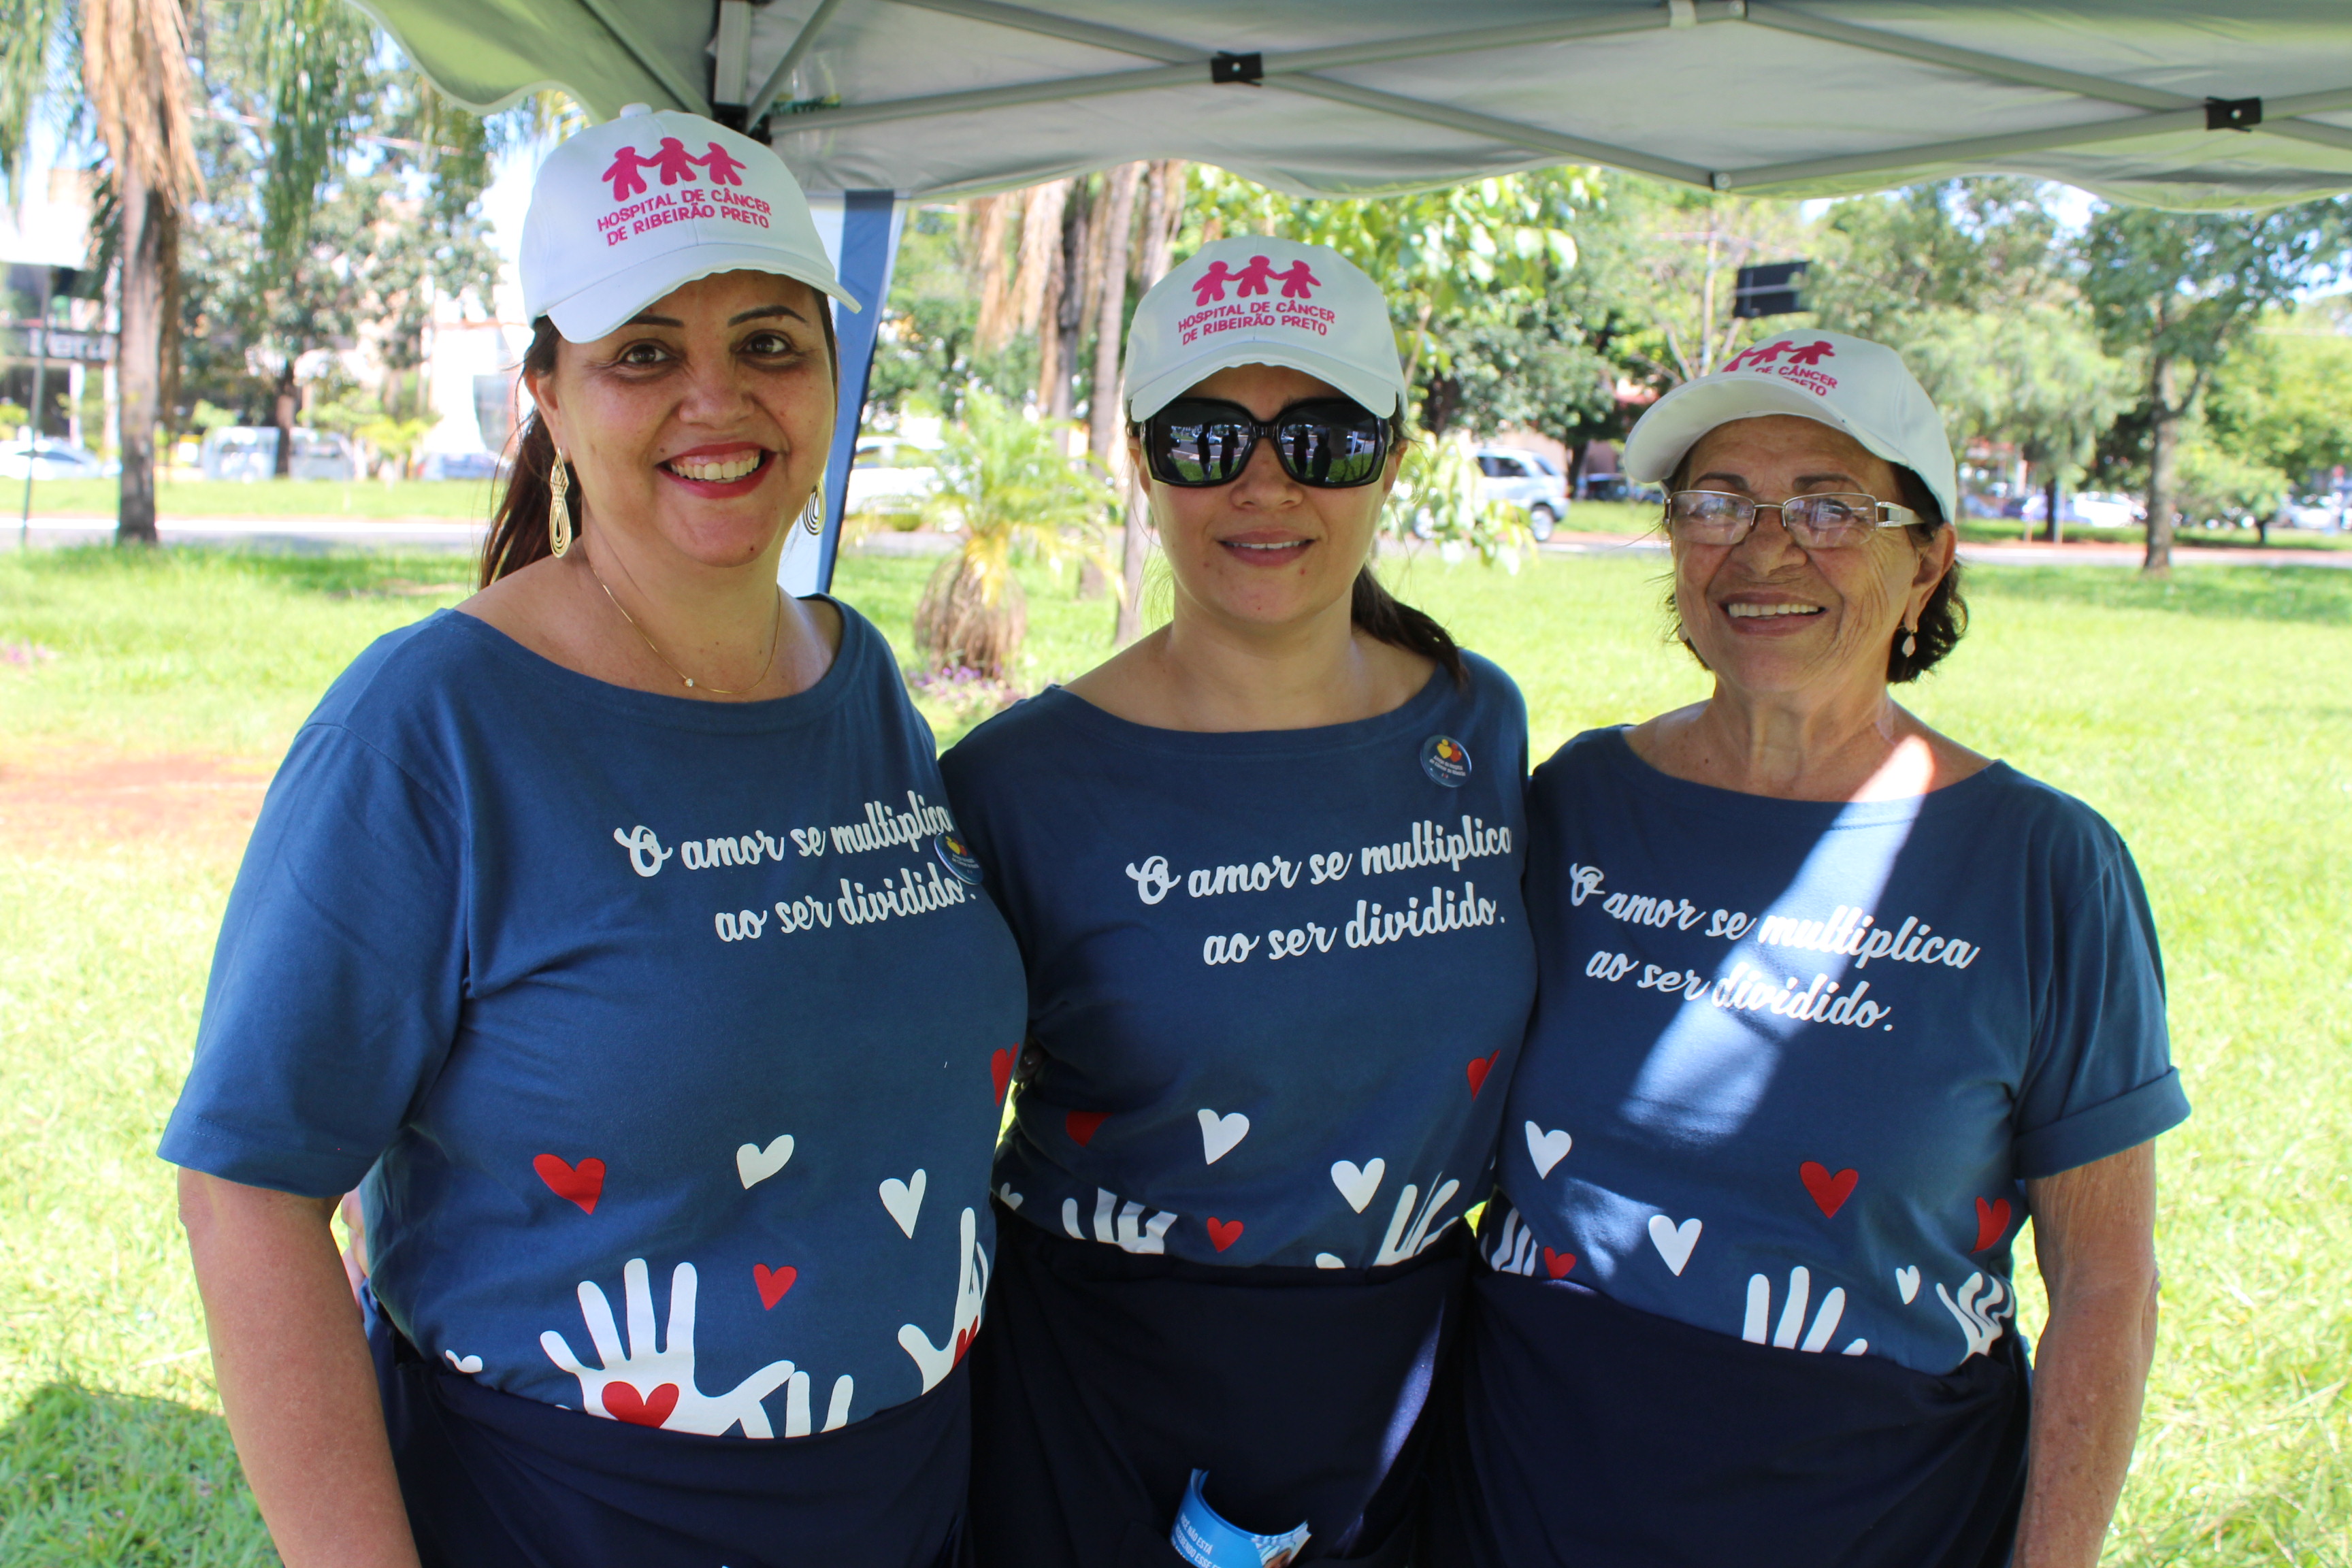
[1475,447,1569,540]
[199,426,358,482]
[0,439,113,480]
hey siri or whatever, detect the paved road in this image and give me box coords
[8,516,2349,570]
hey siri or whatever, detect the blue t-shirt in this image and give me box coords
[1486,728,2189,1373]
[161,605,1028,1437]
[940,655,1537,1270]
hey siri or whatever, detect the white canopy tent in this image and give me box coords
[350,0,2352,587]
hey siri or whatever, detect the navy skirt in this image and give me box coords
[363,1286,971,1568]
[968,1203,1467,1568]
[1424,1270,2029,1568]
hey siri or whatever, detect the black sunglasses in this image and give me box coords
[1141,397,1392,489]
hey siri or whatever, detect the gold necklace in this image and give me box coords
[590,568,783,696]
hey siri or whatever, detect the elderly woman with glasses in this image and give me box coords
[941,238,1537,1567]
[1426,331,2189,1568]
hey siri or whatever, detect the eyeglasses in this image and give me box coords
[1142,397,1391,489]
[1667,489,1923,549]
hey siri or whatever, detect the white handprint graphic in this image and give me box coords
[1742,1266,1869,1356]
[1481,1204,1540,1276]
[898,1206,990,1394]
[539,1258,802,1437]
[1373,1173,1463,1266]
[1934,1271,2013,1360]
[1062,1187,1178,1254]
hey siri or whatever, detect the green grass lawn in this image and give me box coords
[20,477,502,522]
[2,544,2349,1563]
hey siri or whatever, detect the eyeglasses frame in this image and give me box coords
[1138,396,1394,491]
[1666,489,1925,549]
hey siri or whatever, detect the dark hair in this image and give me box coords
[1659,449,1966,685]
[1132,405,1469,687]
[479,300,841,588]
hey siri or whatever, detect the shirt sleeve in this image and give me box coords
[2012,834,2189,1179]
[159,721,468,1196]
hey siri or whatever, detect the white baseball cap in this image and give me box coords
[1124,238,1404,423]
[521,104,858,344]
[1621,330,1956,523]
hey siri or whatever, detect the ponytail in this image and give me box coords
[1356,411,1468,687]
[478,302,843,588]
[1352,566,1468,687]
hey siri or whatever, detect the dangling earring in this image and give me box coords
[801,482,826,536]
[549,449,574,559]
[1900,625,1918,659]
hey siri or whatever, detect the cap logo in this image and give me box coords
[1724,338,1839,395]
[601,137,749,201]
[592,135,770,248]
[1192,255,1322,306]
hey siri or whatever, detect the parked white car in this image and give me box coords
[199,426,359,482]
[2020,490,2144,529]
[1475,447,1569,540]
[0,439,113,480]
[845,436,938,519]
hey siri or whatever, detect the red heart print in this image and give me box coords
[602,1381,679,1427]
[1465,1050,1502,1098]
[753,1264,798,1309]
[1800,1162,1859,1219]
[1066,1111,1109,1147]
[1973,1196,2012,1252]
[991,1049,1015,1105]
[532,1154,605,1215]
[1542,1247,1577,1279]
[953,1323,977,1365]
[1205,1217,1244,1252]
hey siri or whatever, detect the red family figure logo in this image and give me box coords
[1727,339,1836,374]
[1192,255,1322,306]
[602,140,753,201]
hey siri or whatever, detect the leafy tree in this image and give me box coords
[180,0,498,474]
[2202,308,2352,496]
[2079,201,2352,571]
[914,391,1116,679]
[865,206,1038,419]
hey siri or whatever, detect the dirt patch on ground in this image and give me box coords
[0,746,274,857]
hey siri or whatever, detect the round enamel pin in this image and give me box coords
[935,829,985,883]
[1421,734,1472,788]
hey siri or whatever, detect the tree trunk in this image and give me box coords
[115,159,163,546]
[2143,357,2180,574]
[1081,165,1142,604]
[273,361,299,478]
[1048,185,1088,423]
[1115,162,1181,647]
[2043,470,2062,545]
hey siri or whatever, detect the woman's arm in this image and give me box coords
[179,1169,421,1568]
[2013,1141,2161,1568]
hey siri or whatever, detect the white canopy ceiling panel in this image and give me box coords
[361,0,2352,208]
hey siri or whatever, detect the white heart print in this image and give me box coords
[880,1171,927,1237]
[1197,1109,1250,1165]
[1524,1123,1573,1179]
[996,1181,1024,1211]
[1330,1158,1386,1214]
[1648,1214,1702,1275]
[1895,1265,1921,1304]
[444,1350,484,1375]
[736,1135,794,1189]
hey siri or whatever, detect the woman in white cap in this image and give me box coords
[160,108,1025,1567]
[941,238,1537,1566]
[1426,331,2188,1567]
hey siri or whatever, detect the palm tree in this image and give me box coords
[82,0,204,543]
[915,391,1117,681]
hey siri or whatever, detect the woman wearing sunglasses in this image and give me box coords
[1427,332,2187,1567]
[941,239,1536,1566]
